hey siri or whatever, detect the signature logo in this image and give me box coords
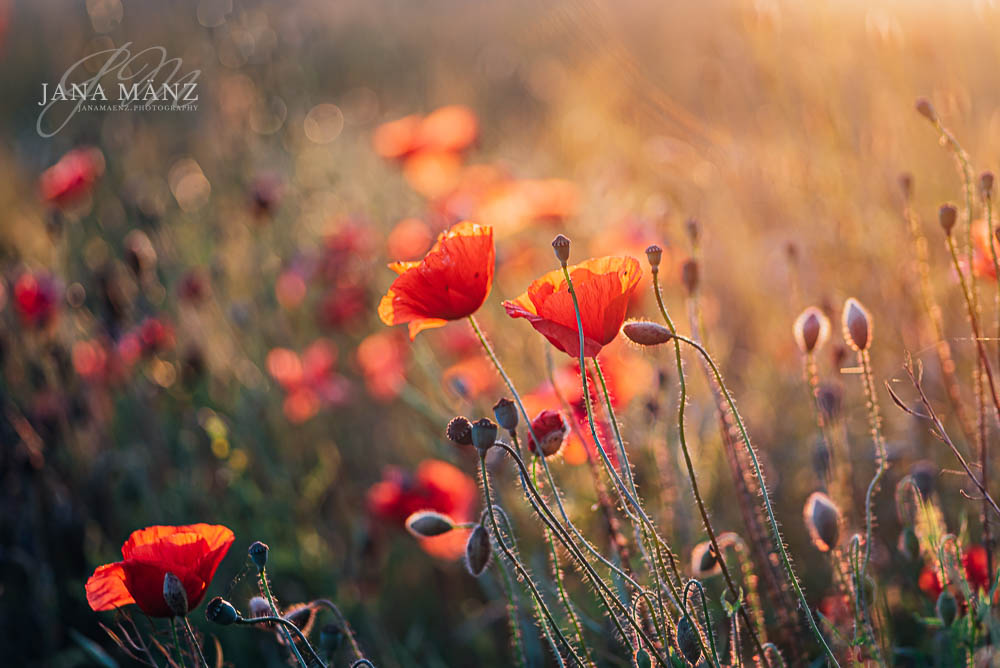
[37,42,201,138]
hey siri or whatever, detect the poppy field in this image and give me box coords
[7,1,1000,666]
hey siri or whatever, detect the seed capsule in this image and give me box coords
[206,596,240,625]
[551,234,571,264]
[248,541,269,571]
[446,415,473,446]
[939,204,958,236]
[470,418,498,455]
[645,244,663,270]
[842,298,872,352]
[492,398,518,432]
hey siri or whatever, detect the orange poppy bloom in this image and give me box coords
[86,524,234,617]
[503,256,642,357]
[378,221,494,339]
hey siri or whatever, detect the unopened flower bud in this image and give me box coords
[446,415,473,446]
[645,244,663,270]
[471,417,498,455]
[206,596,240,625]
[981,171,995,199]
[682,259,699,294]
[939,204,958,236]
[526,410,567,457]
[915,97,937,122]
[163,572,189,617]
[405,511,456,538]
[465,524,492,576]
[690,540,720,577]
[493,398,518,432]
[804,491,841,552]
[936,590,958,627]
[248,541,269,571]
[676,614,702,666]
[794,307,830,354]
[623,321,673,346]
[842,298,872,352]
[551,234,571,265]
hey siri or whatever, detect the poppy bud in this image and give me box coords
[248,596,270,619]
[676,615,702,666]
[690,540,720,577]
[526,410,568,457]
[493,398,518,432]
[471,418,498,455]
[939,204,958,236]
[899,173,913,201]
[405,511,455,538]
[465,524,492,576]
[898,527,921,561]
[911,460,937,499]
[551,234,571,265]
[623,321,673,346]
[804,491,841,552]
[249,541,269,571]
[842,298,872,352]
[915,97,937,122]
[645,244,663,270]
[163,572,189,617]
[635,648,652,668]
[794,306,830,354]
[319,623,344,656]
[446,416,473,446]
[936,590,958,627]
[682,259,699,294]
[981,171,995,199]
[206,596,240,625]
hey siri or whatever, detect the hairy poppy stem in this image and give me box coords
[257,567,310,668]
[684,580,721,666]
[169,618,188,668]
[238,615,325,666]
[180,617,209,668]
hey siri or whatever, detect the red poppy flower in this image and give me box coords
[12,272,60,328]
[378,221,494,339]
[526,410,568,457]
[367,459,477,559]
[918,544,994,600]
[86,524,234,617]
[39,147,104,208]
[357,331,409,401]
[504,256,641,358]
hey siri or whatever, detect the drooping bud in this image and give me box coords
[676,615,702,666]
[470,418,498,455]
[551,234,571,265]
[163,572,189,617]
[493,398,518,432]
[898,527,921,561]
[248,541,269,571]
[645,244,663,270]
[206,596,240,625]
[526,410,568,457]
[915,97,937,122]
[842,298,872,352]
[936,590,958,627]
[623,321,674,346]
[939,203,958,236]
[635,648,652,668]
[981,171,995,199]
[681,259,699,294]
[690,540,720,577]
[794,306,830,354]
[804,491,841,552]
[899,172,913,201]
[405,511,456,538]
[465,524,492,576]
[446,415,473,446]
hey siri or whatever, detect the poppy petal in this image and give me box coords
[86,562,135,611]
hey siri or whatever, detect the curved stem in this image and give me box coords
[180,617,209,668]
[684,580,721,667]
[258,567,310,668]
[310,599,365,662]
[238,615,325,666]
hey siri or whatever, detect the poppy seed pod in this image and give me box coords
[842,298,872,352]
[551,234,571,264]
[936,590,958,627]
[248,541,269,571]
[645,244,663,270]
[527,410,568,457]
[676,615,702,666]
[804,491,841,552]
[794,306,830,354]
[939,204,958,236]
[682,259,699,294]
[405,511,456,538]
[493,398,518,432]
[471,418,498,455]
[623,321,673,346]
[163,572,189,617]
[446,415,473,446]
[981,171,995,198]
[206,596,240,626]
[465,524,492,576]
[915,97,937,122]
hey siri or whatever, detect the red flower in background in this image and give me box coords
[504,256,641,358]
[266,339,349,423]
[367,459,477,559]
[526,410,568,457]
[39,147,104,208]
[972,220,998,280]
[85,524,234,617]
[357,331,409,401]
[13,272,60,328]
[918,545,993,600]
[378,221,494,339]
[373,105,478,161]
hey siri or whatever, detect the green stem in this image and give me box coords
[684,580,721,667]
[258,568,310,667]
[239,615,325,666]
[180,617,209,668]
[170,618,188,668]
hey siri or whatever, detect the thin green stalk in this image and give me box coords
[858,352,886,577]
[180,617,209,668]
[495,547,528,668]
[684,580,720,666]
[239,615,325,666]
[170,618,188,668]
[258,568,310,668]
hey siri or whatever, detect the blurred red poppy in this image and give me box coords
[972,220,997,280]
[12,272,60,328]
[266,340,348,423]
[918,545,993,599]
[373,105,478,161]
[503,256,642,357]
[39,147,104,208]
[378,221,494,339]
[367,459,476,559]
[85,524,234,617]
[357,331,409,401]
